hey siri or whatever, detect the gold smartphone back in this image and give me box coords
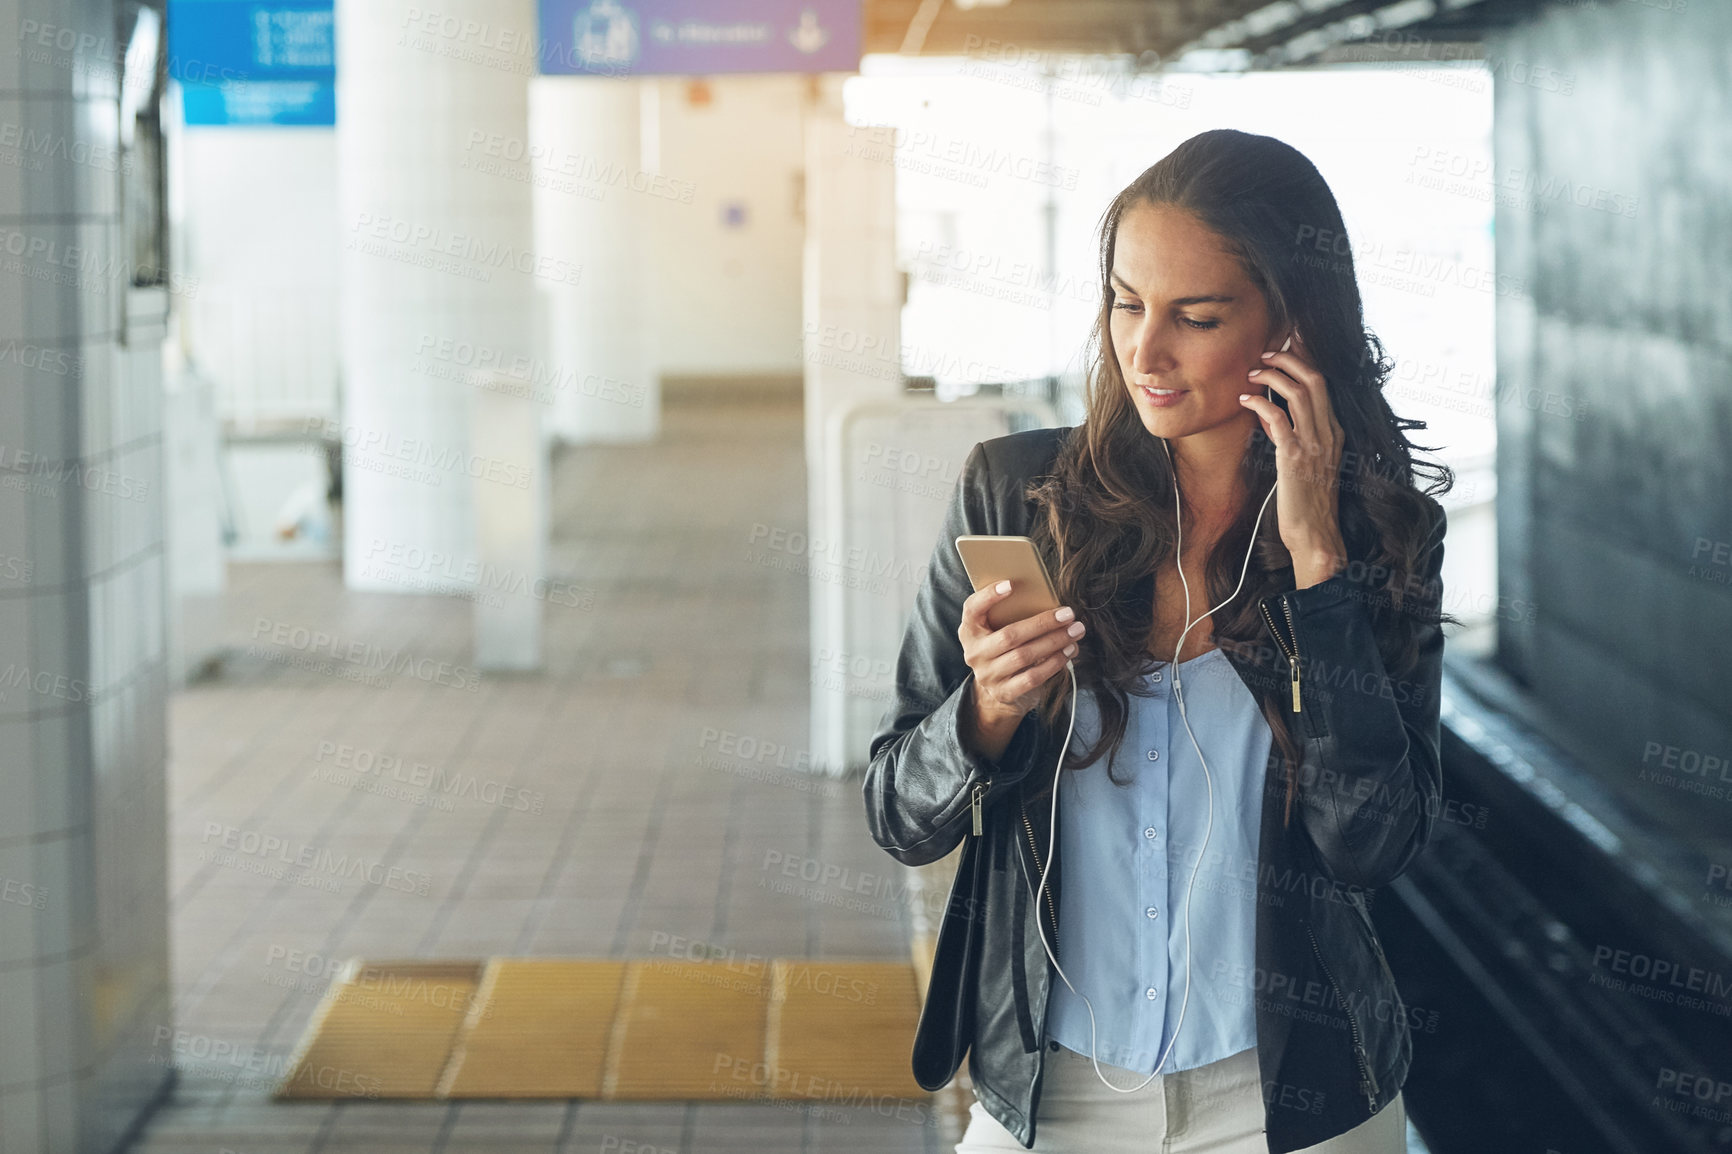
[954,535,1062,632]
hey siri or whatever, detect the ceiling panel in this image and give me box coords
[861,0,1534,66]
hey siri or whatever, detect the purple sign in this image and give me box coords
[538,0,860,76]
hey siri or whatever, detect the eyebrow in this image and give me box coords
[1109,270,1236,307]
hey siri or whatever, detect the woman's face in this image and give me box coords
[1108,200,1286,444]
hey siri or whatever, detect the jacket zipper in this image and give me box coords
[972,778,989,836]
[1307,923,1379,1113]
[1019,798,1060,946]
[1260,593,1301,712]
[1356,901,1401,993]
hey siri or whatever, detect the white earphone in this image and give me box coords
[1032,332,1288,1092]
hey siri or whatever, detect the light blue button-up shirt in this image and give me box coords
[1042,646,1273,1073]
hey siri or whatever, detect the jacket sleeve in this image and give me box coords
[862,440,1049,868]
[1259,497,1448,891]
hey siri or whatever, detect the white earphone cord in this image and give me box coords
[1031,436,1279,1093]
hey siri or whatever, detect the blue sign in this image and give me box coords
[168,0,335,126]
[180,79,335,126]
[538,0,859,76]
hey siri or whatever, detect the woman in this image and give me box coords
[863,128,1459,1154]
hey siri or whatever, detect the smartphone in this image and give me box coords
[955,535,1063,632]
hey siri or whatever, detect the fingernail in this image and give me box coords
[995,580,1011,594]
[1064,643,1078,657]
[1239,394,1252,401]
[1280,334,1292,352]
[1247,368,1261,376]
[1260,350,1275,359]
[1067,622,1085,637]
[1055,606,1074,622]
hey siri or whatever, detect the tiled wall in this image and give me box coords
[0,0,173,1148]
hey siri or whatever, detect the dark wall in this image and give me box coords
[1489,0,1732,860]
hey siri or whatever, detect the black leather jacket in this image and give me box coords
[863,425,1447,1153]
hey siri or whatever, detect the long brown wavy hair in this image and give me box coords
[1022,128,1460,827]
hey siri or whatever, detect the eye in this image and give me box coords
[1112,300,1142,314]
[1181,317,1220,330]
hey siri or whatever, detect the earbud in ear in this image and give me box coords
[1279,332,1293,353]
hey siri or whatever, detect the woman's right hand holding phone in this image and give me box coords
[956,581,1084,761]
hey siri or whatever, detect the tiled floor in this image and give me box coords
[133,394,940,1153]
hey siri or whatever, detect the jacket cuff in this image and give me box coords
[950,673,1045,797]
[874,673,1045,863]
[1268,569,1356,614]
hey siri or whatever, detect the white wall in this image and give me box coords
[169,114,340,428]
[167,72,807,417]
[650,74,808,379]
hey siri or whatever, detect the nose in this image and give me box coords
[1127,317,1174,381]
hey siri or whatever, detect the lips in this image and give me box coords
[1137,385,1186,405]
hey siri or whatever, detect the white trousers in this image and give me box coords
[955,1045,1407,1154]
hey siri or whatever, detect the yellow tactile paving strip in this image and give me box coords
[605,956,773,1098]
[276,960,483,1099]
[771,960,925,1100]
[273,957,927,1103]
[439,958,627,1097]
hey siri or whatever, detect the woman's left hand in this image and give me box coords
[1238,330,1348,590]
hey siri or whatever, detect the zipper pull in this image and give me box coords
[1283,594,1301,713]
[972,780,988,836]
[1357,1045,1380,1108]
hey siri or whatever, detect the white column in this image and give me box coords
[0,0,173,1148]
[803,75,904,773]
[528,75,659,444]
[337,0,539,590]
[469,371,548,670]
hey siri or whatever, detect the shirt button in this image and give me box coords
[1147,749,1159,761]
[1145,987,1159,1000]
[1146,906,1159,919]
[1144,827,1157,839]
[1152,671,1163,682]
